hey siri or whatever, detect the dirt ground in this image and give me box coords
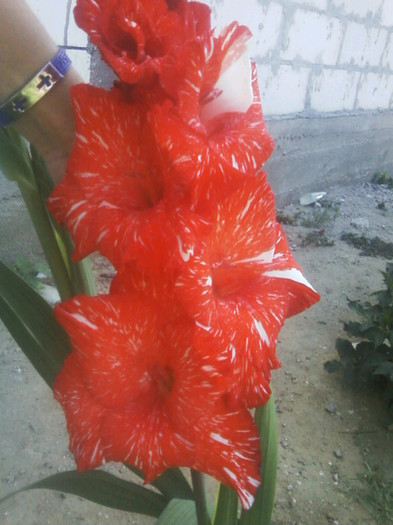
[1,177,393,525]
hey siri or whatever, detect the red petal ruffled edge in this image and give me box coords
[191,407,261,509]
[260,224,321,317]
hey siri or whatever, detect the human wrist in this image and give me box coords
[0,49,72,127]
[12,67,82,184]
[0,0,58,101]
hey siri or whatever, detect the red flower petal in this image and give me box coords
[53,355,106,470]
[54,294,261,504]
[176,175,277,325]
[75,0,178,84]
[175,176,319,407]
[47,84,206,272]
[151,101,250,213]
[258,224,321,317]
[75,0,211,85]
[191,409,261,510]
[152,60,274,212]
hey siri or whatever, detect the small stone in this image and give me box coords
[333,449,343,459]
[39,284,60,305]
[333,473,339,482]
[325,402,337,415]
[287,484,294,492]
[326,512,338,523]
[281,440,288,449]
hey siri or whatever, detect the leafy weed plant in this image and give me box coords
[300,229,334,247]
[301,201,340,228]
[372,172,393,189]
[325,263,393,413]
[341,233,393,258]
[12,257,50,292]
[277,199,340,231]
[346,464,393,524]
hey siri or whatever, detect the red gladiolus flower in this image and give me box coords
[151,42,274,212]
[53,294,262,509]
[74,0,211,85]
[45,0,322,516]
[175,175,320,407]
[47,84,207,272]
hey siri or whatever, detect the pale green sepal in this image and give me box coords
[157,498,198,525]
[239,394,278,525]
[0,470,167,517]
[212,483,238,525]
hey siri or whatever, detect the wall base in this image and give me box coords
[264,111,393,207]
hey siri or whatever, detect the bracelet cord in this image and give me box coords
[0,48,71,127]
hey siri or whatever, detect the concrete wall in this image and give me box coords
[39,0,393,206]
[206,0,393,205]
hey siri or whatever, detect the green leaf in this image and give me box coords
[0,470,167,517]
[30,142,55,198]
[125,465,194,501]
[373,362,393,377]
[324,360,343,374]
[239,395,278,525]
[157,498,197,525]
[347,298,366,317]
[212,483,238,525]
[1,127,96,299]
[342,366,356,387]
[0,127,34,186]
[336,338,355,362]
[0,261,71,387]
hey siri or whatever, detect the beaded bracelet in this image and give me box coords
[0,48,71,127]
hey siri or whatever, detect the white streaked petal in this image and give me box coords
[263,268,317,292]
[69,313,98,330]
[200,44,253,122]
[236,247,275,264]
[253,317,269,344]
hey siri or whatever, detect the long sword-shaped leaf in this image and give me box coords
[239,395,278,525]
[0,261,71,387]
[0,470,167,517]
[157,498,198,525]
[212,483,238,525]
[0,127,33,185]
[29,143,96,296]
[125,465,194,501]
[0,127,95,299]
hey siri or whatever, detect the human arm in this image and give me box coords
[0,0,82,183]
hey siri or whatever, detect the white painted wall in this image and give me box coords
[206,0,393,116]
[24,0,91,81]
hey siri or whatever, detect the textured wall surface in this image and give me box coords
[205,0,393,202]
[206,0,393,116]
[24,0,393,202]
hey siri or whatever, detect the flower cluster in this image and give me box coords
[48,0,319,510]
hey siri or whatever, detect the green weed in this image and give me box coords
[12,257,50,292]
[347,464,393,524]
[325,263,393,413]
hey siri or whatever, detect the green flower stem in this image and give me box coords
[191,470,211,525]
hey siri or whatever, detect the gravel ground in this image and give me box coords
[1,179,393,524]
